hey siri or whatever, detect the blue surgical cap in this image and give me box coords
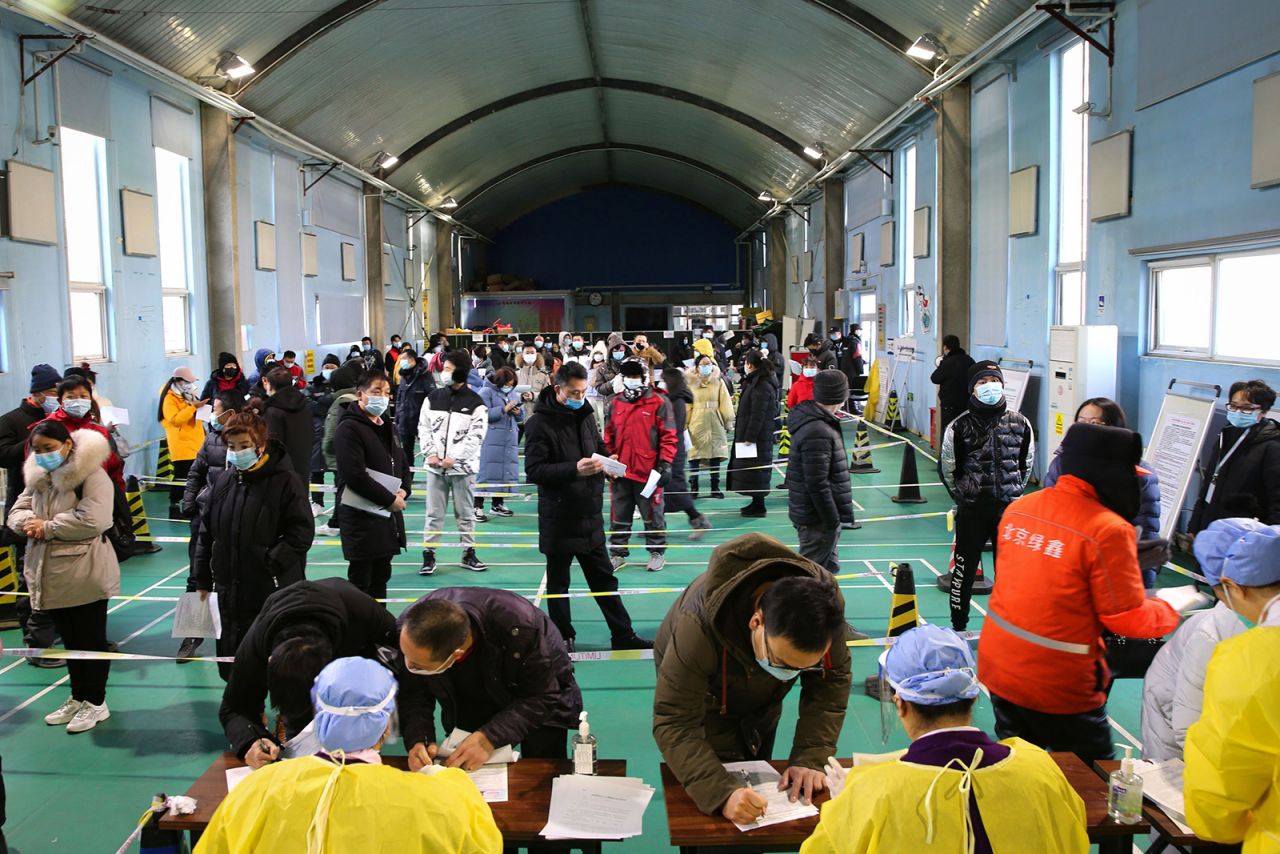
[1193,518,1271,586]
[1220,525,1280,588]
[879,625,981,706]
[310,657,398,753]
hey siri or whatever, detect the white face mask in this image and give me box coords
[522,353,537,365]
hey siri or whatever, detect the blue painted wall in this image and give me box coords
[487,186,737,291]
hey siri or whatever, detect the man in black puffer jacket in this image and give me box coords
[217,578,398,764]
[263,367,315,483]
[786,371,854,574]
[524,362,651,652]
[939,361,1035,631]
[931,334,977,438]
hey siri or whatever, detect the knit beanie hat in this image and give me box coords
[29,364,61,393]
[967,360,1003,392]
[322,353,341,368]
[813,370,849,405]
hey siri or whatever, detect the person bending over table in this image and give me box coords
[398,587,583,772]
[803,625,1089,854]
[219,578,398,768]
[198,656,501,853]
[652,533,851,823]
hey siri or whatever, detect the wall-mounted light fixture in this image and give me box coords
[215,51,255,79]
[905,33,948,62]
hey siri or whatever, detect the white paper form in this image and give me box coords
[1133,759,1195,835]
[340,468,404,518]
[100,406,130,426]
[280,720,322,759]
[722,761,819,832]
[591,454,627,478]
[171,592,221,639]
[224,766,252,792]
[195,405,215,423]
[436,727,519,764]
[734,442,758,459]
[640,469,662,498]
[540,774,654,840]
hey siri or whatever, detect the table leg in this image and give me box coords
[1096,834,1135,854]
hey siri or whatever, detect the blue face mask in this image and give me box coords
[759,346,768,355]
[209,419,224,433]
[228,447,259,471]
[35,450,65,472]
[975,382,1004,406]
[756,656,800,682]
[802,368,818,378]
[1227,410,1259,430]
[322,368,334,381]
[40,396,59,414]
[698,364,713,377]
[364,395,389,417]
[612,351,625,361]
[622,378,643,391]
[62,399,92,418]
[829,334,839,341]
[703,332,714,340]
[501,386,513,394]
[563,396,585,410]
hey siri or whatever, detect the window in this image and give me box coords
[155,147,193,354]
[1056,40,1089,326]
[899,143,917,336]
[1148,248,1280,365]
[60,127,110,362]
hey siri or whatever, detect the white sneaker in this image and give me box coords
[66,701,109,734]
[311,502,325,517]
[315,524,339,536]
[44,697,83,726]
[646,553,666,572]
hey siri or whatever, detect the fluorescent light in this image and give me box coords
[378,152,399,169]
[802,143,824,161]
[757,191,774,202]
[906,33,947,62]
[440,196,459,210]
[216,52,255,79]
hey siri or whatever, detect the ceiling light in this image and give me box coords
[757,191,774,202]
[215,52,255,80]
[440,196,459,210]
[802,143,824,161]
[376,151,399,170]
[906,33,948,62]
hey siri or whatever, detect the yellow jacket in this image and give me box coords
[160,389,205,461]
[1185,624,1280,853]
[195,758,502,853]
[800,738,1089,854]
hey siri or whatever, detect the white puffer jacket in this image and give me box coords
[7,429,120,610]
[1141,601,1247,761]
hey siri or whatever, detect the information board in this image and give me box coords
[1145,392,1217,541]
[1001,368,1031,413]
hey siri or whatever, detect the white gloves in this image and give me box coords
[612,373,625,394]
[824,756,848,800]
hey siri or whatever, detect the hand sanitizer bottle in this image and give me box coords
[1108,744,1143,824]
[572,711,597,775]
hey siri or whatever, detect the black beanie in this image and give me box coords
[217,351,239,369]
[322,353,341,368]
[813,370,849,405]
[1058,422,1142,521]
[329,364,359,391]
[620,360,646,378]
[29,363,61,393]
[967,360,1003,391]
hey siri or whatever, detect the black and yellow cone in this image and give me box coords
[864,563,919,698]
[778,423,791,458]
[890,442,927,504]
[884,389,903,433]
[0,545,17,608]
[125,475,162,554]
[156,439,174,481]
[849,418,880,473]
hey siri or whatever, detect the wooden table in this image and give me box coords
[661,753,1149,853]
[159,753,627,853]
[1095,761,1240,853]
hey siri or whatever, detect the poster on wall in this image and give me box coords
[461,293,569,333]
[876,303,886,351]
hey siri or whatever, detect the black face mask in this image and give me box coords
[223,367,238,378]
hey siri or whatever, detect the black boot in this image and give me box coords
[689,476,700,499]
[710,473,724,500]
[740,496,766,518]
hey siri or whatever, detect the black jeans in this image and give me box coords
[991,693,1115,761]
[951,502,1007,631]
[169,459,192,511]
[46,599,109,705]
[545,545,635,642]
[348,557,393,603]
[309,471,327,508]
[16,556,57,648]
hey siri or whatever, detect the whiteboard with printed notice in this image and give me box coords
[1146,392,1217,541]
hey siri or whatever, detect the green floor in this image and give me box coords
[0,432,1162,852]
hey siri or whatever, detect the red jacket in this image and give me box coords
[604,388,678,486]
[978,474,1180,715]
[33,410,126,492]
[285,363,306,389]
[787,375,815,410]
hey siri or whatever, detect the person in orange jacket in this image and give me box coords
[977,422,1181,761]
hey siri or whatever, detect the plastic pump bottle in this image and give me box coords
[572,711,597,775]
[1108,744,1143,824]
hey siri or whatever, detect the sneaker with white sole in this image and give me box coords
[610,553,627,571]
[315,524,339,537]
[44,697,83,726]
[646,553,666,572]
[311,502,325,517]
[461,549,488,572]
[474,508,489,523]
[66,701,109,734]
[491,503,513,517]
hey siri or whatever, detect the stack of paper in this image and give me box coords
[540,775,654,840]
[723,761,819,832]
[421,762,511,803]
[340,468,404,518]
[1133,758,1194,834]
[171,592,221,640]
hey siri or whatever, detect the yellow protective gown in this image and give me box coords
[194,757,503,854]
[799,738,1089,854]
[1184,624,1280,854]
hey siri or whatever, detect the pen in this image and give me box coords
[737,771,765,823]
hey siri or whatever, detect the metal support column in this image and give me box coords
[433,221,455,330]
[768,219,787,318]
[823,179,844,326]
[363,183,386,346]
[200,104,241,357]
[934,81,971,356]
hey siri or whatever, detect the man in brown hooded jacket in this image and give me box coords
[652,533,851,822]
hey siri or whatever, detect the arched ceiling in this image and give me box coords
[68,0,1039,232]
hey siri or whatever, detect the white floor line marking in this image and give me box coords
[851,497,865,512]
[532,571,548,608]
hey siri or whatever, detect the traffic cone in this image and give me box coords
[890,443,927,504]
[777,422,791,459]
[849,418,880,474]
[126,476,162,553]
[0,546,19,629]
[864,563,919,698]
[934,537,994,595]
[156,439,174,481]
[885,390,903,433]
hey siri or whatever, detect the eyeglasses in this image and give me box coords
[1226,403,1261,414]
[1076,416,1106,426]
[760,630,825,673]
